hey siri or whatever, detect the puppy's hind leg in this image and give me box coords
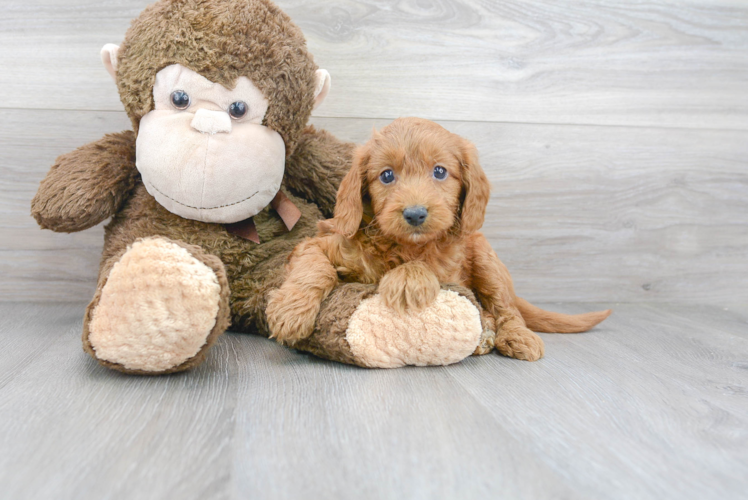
[468,233,545,361]
[493,314,545,361]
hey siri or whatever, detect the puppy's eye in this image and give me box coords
[379,169,395,185]
[433,165,448,180]
[170,90,190,110]
[229,101,248,119]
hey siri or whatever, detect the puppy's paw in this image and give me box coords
[494,328,545,362]
[266,289,320,345]
[378,263,441,314]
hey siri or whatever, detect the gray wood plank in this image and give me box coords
[3,109,746,303]
[448,302,748,500]
[0,302,746,499]
[0,110,131,301]
[1,0,746,129]
[0,302,78,390]
[229,336,582,500]
[0,303,239,500]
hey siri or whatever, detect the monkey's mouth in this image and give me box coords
[146,181,260,211]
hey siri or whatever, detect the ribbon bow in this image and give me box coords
[225,191,302,243]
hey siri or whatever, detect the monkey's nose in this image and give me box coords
[403,205,428,227]
[191,109,232,135]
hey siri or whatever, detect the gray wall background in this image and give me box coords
[1,0,746,304]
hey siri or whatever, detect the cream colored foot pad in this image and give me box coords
[88,238,221,372]
[346,290,482,368]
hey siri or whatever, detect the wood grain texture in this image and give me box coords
[3,110,746,303]
[0,302,746,499]
[449,302,748,500]
[230,332,580,500]
[0,303,237,500]
[0,110,131,302]
[1,0,747,129]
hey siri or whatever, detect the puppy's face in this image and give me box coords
[365,122,463,243]
[333,117,490,244]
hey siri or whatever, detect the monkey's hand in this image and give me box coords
[378,261,441,315]
[31,131,138,233]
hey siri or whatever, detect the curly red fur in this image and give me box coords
[268,118,611,360]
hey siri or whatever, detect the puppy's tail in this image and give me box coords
[515,297,611,333]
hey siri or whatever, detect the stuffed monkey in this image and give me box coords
[31,0,487,374]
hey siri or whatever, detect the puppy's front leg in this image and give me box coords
[468,233,544,361]
[267,238,338,345]
[378,261,441,314]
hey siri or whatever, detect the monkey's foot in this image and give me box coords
[295,284,486,368]
[84,237,230,374]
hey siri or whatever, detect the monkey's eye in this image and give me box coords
[433,165,448,180]
[229,101,248,119]
[170,90,190,110]
[379,169,395,185]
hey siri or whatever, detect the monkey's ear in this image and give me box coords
[331,143,370,238]
[458,139,490,234]
[100,44,120,82]
[312,69,331,110]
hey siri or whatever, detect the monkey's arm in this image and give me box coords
[283,125,355,218]
[31,131,139,232]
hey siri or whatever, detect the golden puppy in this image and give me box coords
[267,117,610,361]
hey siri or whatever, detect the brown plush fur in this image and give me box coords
[294,283,378,366]
[282,126,354,217]
[116,0,317,154]
[268,118,611,361]
[31,131,139,232]
[30,0,365,374]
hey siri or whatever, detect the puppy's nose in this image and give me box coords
[403,205,428,227]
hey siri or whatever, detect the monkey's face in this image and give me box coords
[135,64,286,223]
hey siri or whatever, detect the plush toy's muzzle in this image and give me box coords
[135,64,287,224]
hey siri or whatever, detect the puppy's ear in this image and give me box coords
[332,143,370,238]
[459,139,490,234]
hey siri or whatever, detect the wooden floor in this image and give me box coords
[1,302,746,500]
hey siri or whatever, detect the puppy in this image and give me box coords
[267,117,611,361]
